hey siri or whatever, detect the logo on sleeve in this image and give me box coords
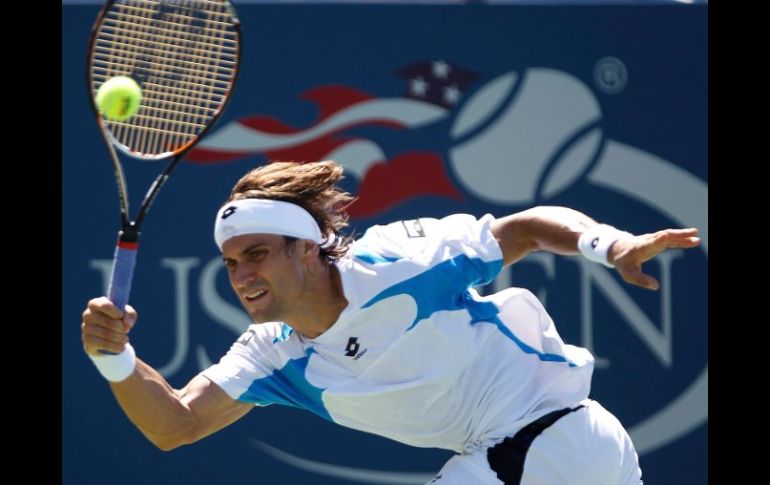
[402,219,426,238]
[236,328,256,346]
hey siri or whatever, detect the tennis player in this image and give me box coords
[81,160,700,484]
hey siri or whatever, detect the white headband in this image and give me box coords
[214,199,323,250]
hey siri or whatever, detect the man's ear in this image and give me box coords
[301,239,320,263]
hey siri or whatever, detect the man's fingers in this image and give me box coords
[614,227,699,290]
[654,229,701,247]
[665,227,698,236]
[83,298,136,334]
[87,296,123,319]
[642,276,660,291]
[637,230,700,258]
[123,304,138,331]
[82,322,130,345]
[82,307,130,334]
[620,268,660,291]
[83,334,128,356]
[667,236,701,248]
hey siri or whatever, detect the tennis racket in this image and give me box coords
[87,0,241,352]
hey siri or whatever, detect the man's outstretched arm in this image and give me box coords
[490,206,700,290]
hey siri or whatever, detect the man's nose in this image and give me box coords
[233,263,258,288]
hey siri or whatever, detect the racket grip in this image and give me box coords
[108,240,138,312]
[100,240,138,356]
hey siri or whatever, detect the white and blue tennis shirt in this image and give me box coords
[202,214,594,454]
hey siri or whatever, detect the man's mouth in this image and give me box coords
[244,289,268,301]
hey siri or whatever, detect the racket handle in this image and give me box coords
[108,239,138,311]
[100,234,139,356]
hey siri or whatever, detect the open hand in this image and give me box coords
[609,228,701,290]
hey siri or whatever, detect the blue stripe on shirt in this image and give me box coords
[271,323,294,344]
[361,255,574,365]
[362,254,503,330]
[238,348,332,420]
[353,249,404,264]
[463,292,575,366]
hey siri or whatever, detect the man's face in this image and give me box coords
[221,233,308,323]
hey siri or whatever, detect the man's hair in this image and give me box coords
[226,160,355,262]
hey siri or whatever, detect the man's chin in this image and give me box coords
[248,311,277,324]
[249,314,269,324]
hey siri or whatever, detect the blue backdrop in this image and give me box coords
[62,3,707,484]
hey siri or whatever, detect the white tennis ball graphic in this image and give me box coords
[449,68,603,205]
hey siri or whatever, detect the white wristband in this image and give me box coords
[578,224,633,268]
[88,343,137,382]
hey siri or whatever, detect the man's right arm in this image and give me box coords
[82,297,253,451]
[109,362,253,450]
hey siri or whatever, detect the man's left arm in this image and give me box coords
[489,206,700,290]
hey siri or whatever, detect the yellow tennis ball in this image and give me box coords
[96,76,142,122]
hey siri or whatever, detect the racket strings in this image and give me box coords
[91,0,239,157]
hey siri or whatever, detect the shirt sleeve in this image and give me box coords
[353,213,504,288]
[200,324,284,406]
[425,213,504,286]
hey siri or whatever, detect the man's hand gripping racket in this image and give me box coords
[87,0,241,353]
